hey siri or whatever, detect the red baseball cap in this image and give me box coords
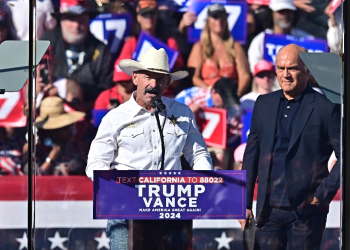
[136,0,158,15]
[59,0,89,15]
[113,61,132,82]
[253,60,275,76]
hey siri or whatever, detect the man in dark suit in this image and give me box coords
[239,44,340,249]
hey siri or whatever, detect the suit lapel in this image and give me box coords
[287,87,315,154]
[265,91,281,152]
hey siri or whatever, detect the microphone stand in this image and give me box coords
[155,110,166,170]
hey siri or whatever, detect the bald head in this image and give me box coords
[277,44,308,72]
[275,44,309,99]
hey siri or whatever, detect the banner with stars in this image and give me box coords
[93,170,246,220]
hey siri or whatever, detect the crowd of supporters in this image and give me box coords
[0,0,342,176]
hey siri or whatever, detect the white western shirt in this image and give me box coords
[86,94,213,179]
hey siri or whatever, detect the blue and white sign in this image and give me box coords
[187,0,247,44]
[263,33,328,64]
[132,31,179,71]
[90,13,132,59]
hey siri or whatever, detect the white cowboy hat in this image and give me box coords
[118,47,188,81]
[36,96,85,130]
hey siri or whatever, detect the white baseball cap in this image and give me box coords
[269,0,296,11]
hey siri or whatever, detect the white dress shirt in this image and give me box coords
[86,93,213,179]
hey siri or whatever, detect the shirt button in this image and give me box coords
[284,115,287,117]
[131,134,134,136]
[154,162,157,165]
[153,129,155,132]
[287,106,290,108]
[154,146,157,149]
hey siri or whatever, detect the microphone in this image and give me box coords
[151,96,166,114]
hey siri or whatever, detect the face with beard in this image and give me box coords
[60,13,89,45]
[273,9,294,30]
[132,70,170,111]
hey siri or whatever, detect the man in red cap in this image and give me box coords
[41,0,113,112]
[94,60,135,110]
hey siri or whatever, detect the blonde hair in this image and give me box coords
[200,18,235,61]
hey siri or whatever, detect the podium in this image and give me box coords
[94,170,246,249]
[131,220,192,250]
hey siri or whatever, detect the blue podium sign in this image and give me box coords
[132,31,179,71]
[93,170,246,220]
[187,0,247,44]
[90,13,132,59]
[263,33,328,64]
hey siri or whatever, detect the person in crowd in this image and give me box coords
[233,142,246,170]
[175,77,241,170]
[34,46,86,112]
[35,96,87,175]
[187,3,250,97]
[40,0,113,112]
[239,44,340,249]
[240,60,276,114]
[86,47,212,250]
[114,0,184,97]
[94,59,135,110]
[248,0,313,73]
[0,10,13,44]
[5,0,56,40]
[0,127,26,175]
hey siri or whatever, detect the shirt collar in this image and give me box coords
[280,86,307,103]
[128,92,169,117]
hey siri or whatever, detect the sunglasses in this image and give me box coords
[210,13,228,20]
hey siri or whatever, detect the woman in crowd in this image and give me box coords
[240,59,276,114]
[187,3,250,97]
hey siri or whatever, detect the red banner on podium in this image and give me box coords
[196,108,227,149]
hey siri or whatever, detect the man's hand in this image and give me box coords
[310,196,320,205]
[293,0,316,13]
[238,209,253,231]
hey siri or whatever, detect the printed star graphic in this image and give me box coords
[168,115,179,126]
[169,172,172,175]
[159,172,162,175]
[48,231,68,250]
[164,172,167,175]
[173,172,177,175]
[178,172,181,175]
[94,231,110,249]
[214,231,233,249]
[16,232,27,250]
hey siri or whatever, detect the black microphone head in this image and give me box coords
[151,96,166,113]
[151,96,162,107]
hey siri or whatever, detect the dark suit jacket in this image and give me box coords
[242,85,340,223]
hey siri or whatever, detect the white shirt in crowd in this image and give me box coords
[86,93,213,179]
[247,28,314,73]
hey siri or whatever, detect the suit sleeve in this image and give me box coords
[314,103,341,205]
[242,96,261,209]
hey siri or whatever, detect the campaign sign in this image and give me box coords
[187,0,247,44]
[0,89,26,127]
[196,107,227,149]
[263,33,328,64]
[90,13,132,59]
[93,170,246,220]
[132,31,179,71]
[241,109,252,143]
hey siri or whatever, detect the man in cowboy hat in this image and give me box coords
[86,47,212,250]
[40,0,113,111]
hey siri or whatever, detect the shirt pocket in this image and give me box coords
[165,126,187,156]
[119,128,151,153]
